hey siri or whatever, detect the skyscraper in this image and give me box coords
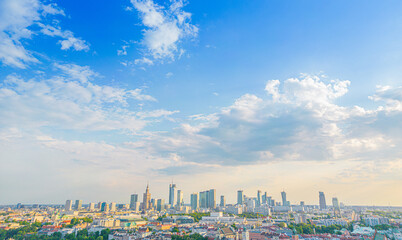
[208,189,216,208]
[65,200,73,211]
[101,202,109,212]
[262,192,267,205]
[237,190,244,205]
[220,195,226,207]
[257,190,262,207]
[143,184,151,210]
[157,199,165,212]
[319,191,326,210]
[332,197,339,209]
[88,202,95,211]
[75,200,82,210]
[199,191,208,208]
[191,193,198,210]
[110,202,116,212]
[177,190,183,206]
[130,194,138,209]
[169,183,176,206]
[281,191,287,206]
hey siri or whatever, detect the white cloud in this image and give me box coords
[0,64,170,132]
[40,24,90,51]
[131,0,198,63]
[0,0,88,68]
[136,74,402,174]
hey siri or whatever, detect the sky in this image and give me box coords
[0,0,402,206]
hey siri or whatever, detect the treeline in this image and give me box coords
[171,233,208,240]
[0,224,108,240]
[288,223,351,235]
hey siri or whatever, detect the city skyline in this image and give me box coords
[1,0,402,206]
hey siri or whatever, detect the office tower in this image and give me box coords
[157,199,165,212]
[88,202,95,211]
[262,192,267,205]
[300,201,305,206]
[267,196,272,206]
[65,200,73,211]
[191,193,199,210]
[319,191,326,210]
[143,184,151,210]
[199,191,208,208]
[237,190,244,205]
[75,200,82,210]
[177,190,183,206]
[109,202,116,212]
[130,194,138,209]
[332,197,339,209]
[208,189,216,208]
[281,191,287,206]
[220,195,226,207]
[169,183,176,206]
[257,190,262,207]
[101,202,109,212]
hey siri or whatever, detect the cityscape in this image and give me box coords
[1,0,402,239]
[1,182,401,240]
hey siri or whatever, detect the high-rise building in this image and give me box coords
[191,193,198,210]
[332,197,339,209]
[281,191,287,206]
[169,183,176,206]
[257,190,262,207]
[267,196,272,206]
[88,202,95,211]
[157,199,165,212]
[319,191,326,210]
[177,190,183,206]
[262,192,267,205]
[208,189,216,209]
[65,200,73,211]
[143,184,151,210]
[110,202,116,212]
[130,194,138,209]
[75,200,82,210]
[199,191,208,208]
[220,195,226,207]
[300,201,305,206]
[101,202,109,212]
[237,190,244,205]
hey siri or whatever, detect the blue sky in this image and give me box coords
[1,0,402,205]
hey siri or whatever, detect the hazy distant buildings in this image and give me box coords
[220,195,226,207]
[65,200,73,211]
[319,191,327,210]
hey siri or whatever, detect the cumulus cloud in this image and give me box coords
[0,0,88,68]
[0,64,170,132]
[136,75,402,174]
[130,0,198,63]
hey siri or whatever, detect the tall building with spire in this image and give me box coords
[143,184,151,210]
[169,183,176,206]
